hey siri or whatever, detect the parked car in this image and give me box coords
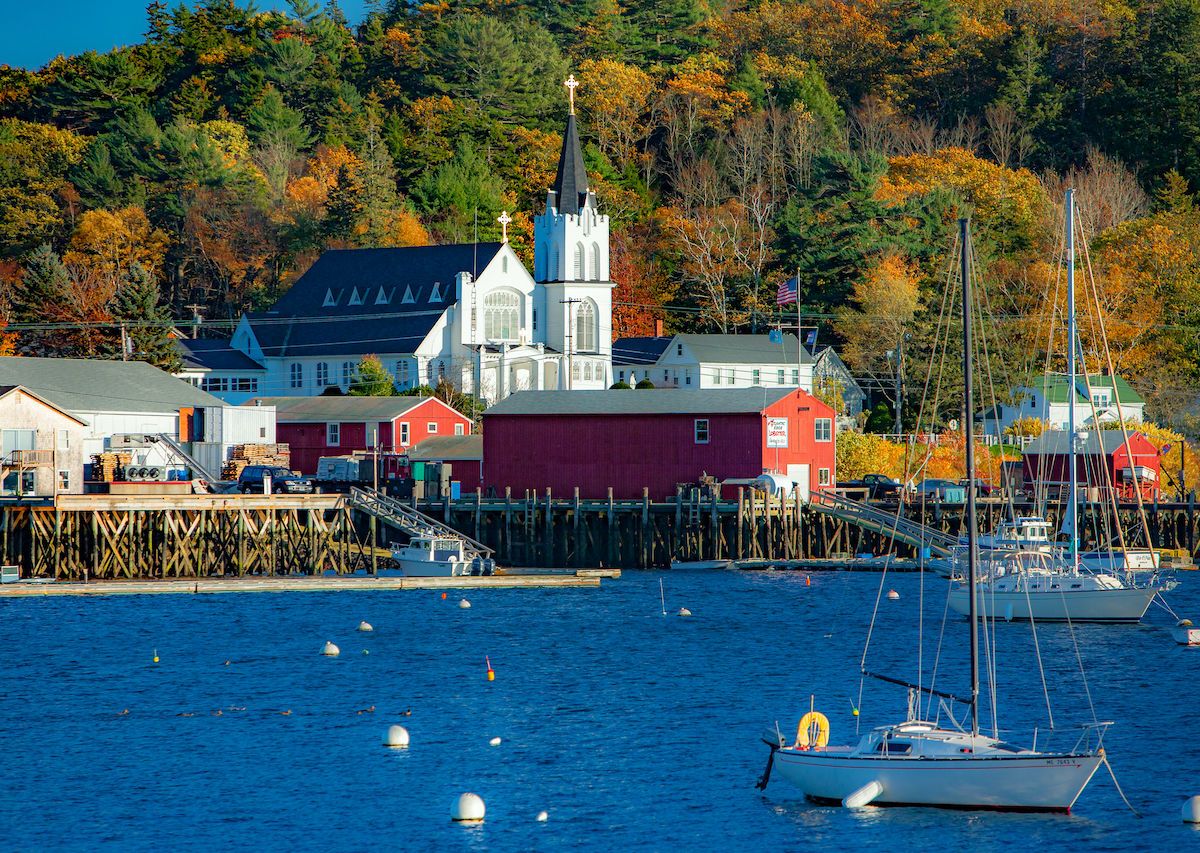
[958,478,996,497]
[839,473,904,501]
[237,465,313,494]
[913,478,964,502]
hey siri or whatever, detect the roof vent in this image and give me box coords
[402,285,416,304]
[323,289,338,307]
[348,287,364,306]
[430,282,442,302]
[375,287,391,305]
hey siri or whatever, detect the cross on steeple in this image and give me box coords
[564,74,579,115]
[497,210,512,243]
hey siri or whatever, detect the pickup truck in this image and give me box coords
[838,474,903,501]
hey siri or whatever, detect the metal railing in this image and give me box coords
[810,489,958,557]
[347,487,493,557]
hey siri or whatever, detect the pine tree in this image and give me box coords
[358,106,402,247]
[12,244,68,323]
[248,85,312,150]
[110,262,181,371]
[323,163,364,243]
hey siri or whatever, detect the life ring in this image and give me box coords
[794,711,830,749]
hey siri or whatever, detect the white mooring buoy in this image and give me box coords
[451,792,486,823]
[358,621,373,632]
[384,725,410,749]
[1183,795,1200,823]
[321,641,340,657]
[536,810,549,822]
[678,607,692,617]
[489,736,502,747]
[887,590,900,601]
[459,599,472,609]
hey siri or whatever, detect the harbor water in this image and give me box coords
[1,569,1196,850]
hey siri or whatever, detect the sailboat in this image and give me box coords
[758,219,1106,811]
[946,188,1169,623]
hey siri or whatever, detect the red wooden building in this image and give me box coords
[482,388,836,501]
[245,396,472,474]
[1022,430,1161,501]
[409,435,483,494]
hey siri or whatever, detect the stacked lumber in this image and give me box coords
[220,443,291,480]
[91,452,133,482]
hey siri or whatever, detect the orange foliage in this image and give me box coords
[64,206,169,287]
[286,145,363,212]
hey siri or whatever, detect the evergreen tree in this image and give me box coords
[358,106,402,247]
[324,163,364,243]
[110,262,181,371]
[248,85,311,150]
[411,140,504,243]
[12,244,68,323]
[349,355,396,396]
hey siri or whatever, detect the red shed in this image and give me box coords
[245,396,472,474]
[1022,429,1161,501]
[483,388,836,501]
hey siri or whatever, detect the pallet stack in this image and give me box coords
[91,452,133,482]
[220,443,291,481]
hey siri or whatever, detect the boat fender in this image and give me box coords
[843,780,884,808]
[794,711,830,750]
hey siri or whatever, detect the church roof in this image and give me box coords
[248,243,503,358]
[551,113,589,215]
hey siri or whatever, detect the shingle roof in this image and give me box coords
[0,357,223,414]
[485,388,797,416]
[551,113,589,215]
[244,395,434,422]
[676,333,812,365]
[408,435,482,461]
[1023,430,1153,456]
[612,336,672,366]
[249,243,502,358]
[179,338,265,372]
[0,385,88,424]
[1036,374,1143,405]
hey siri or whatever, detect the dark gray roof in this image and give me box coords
[0,357,223,414]
[612,336,672,366]
[485,388,796,417]
[1023,430,1150,456]
[179,338,265,372]
[244,395,432,421]
[408,435,482,461]
[550,113,589,215]
[677,333,812,365]
[249,243,502,358]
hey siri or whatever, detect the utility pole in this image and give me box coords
[561,297,582,389]
[185,304,205,339]
[371,428,379,577]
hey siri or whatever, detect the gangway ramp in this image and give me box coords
[810,490,957,557]
[347,487,493,558]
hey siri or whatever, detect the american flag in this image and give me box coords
[776,275,798,305]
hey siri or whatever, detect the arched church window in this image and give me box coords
[573,243,585,280]
[583,361,593,381]
[575,299,598,352]
[590,243,600,280]
[483,289,521,341]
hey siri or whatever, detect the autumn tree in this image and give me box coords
[349,355,396,396]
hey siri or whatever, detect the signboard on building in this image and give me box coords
[766,417,789,448]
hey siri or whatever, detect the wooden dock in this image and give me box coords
[0,570,614,597]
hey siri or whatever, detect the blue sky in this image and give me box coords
[1,1,370,70]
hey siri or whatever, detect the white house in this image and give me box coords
[183,93,614,405]
[977,374,1145,438]
[0,385,88,496]
[0,357,275,483]
[612,333,814,392]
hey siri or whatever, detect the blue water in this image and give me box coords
[1,571,1197,851]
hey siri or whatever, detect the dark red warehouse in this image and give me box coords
[482,388,836,501]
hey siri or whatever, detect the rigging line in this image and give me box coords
[1060,586,1099,726]
[1022,563,1056,729]
[1102,756,1144,818]
[1150,593,1180,620]
[924,573,955,721]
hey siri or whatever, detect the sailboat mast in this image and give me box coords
[960,217,980,737]
[1065,188,1079,574]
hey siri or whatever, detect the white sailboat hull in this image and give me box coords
[947,584,1156,623]
[772,749,1102,811]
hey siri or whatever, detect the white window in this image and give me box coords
[584,361,594,381]
[572,361,581,380]
[400,422,410,445]
[342,361,354,387]
[316,362,329,386]
[618,370,625,380]
[752,369,761,384]
[396,361,409,387]
[664,369,669,383]
[455,423,465,436]
[815,418,832,442]
[677,344,683,355]
[532,307,538,331]
[576,299,597,351]
[573,242,585,279]
[727,370,736,385]
[437,361,446,381]
[694,419,710,444]
[777,369,785,384]
[711,368,720,383]
[327,423,340,446]
[792,368,799,385]
[685,371,692,386]
[58,470,70,491]
[427,422,438,434]
[57,429,70,449]
[818,468,831,486]
[290,363,303,388]
[484,289,520,341]
[590,243,600,280]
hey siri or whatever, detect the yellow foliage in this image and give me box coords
[64,206,169,286]
[836,432,906,481]
[878,148,1051,248]
[578,59,653,167]
[286,145,363,211]
[1004,416,1045,439]
[835,252,920,372]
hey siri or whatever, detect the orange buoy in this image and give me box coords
[486,655,495,681]
[441,592,447,600]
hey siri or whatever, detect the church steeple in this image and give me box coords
[549,112,590,215]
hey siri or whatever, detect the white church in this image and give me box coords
[178,79,614,405]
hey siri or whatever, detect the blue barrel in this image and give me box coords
[450,481,461,500]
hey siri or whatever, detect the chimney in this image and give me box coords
[654,318,664,337]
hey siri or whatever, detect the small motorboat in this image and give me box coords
[1173,619,1200,646]
[391,536,494,577]
[669,559,732,571]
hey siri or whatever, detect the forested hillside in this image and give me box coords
[3,0,1200,425]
